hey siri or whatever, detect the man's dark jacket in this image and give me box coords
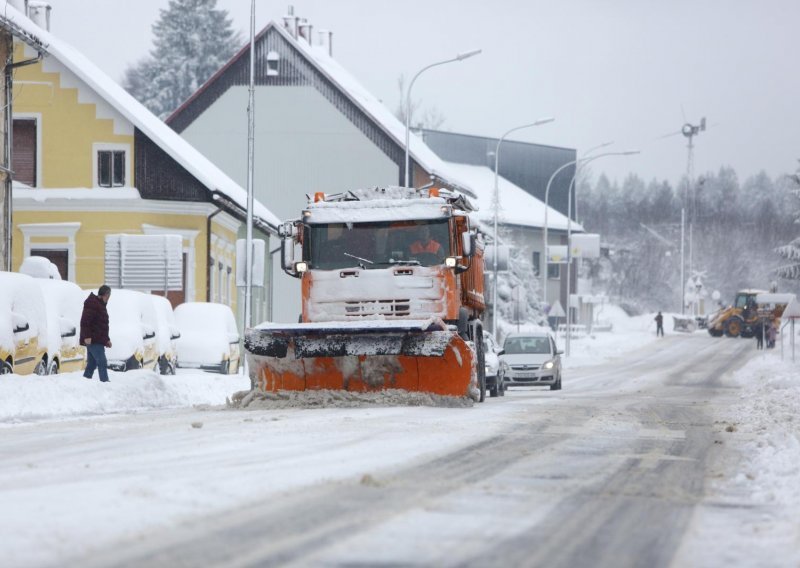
[80,293,110,345]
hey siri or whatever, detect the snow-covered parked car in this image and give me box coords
[103,289,159,372]
[0,272,48,375]
[501,331,562,391]
[482,331,506,398]
[151,295,181,375]
[38,279,87,374]
[174,302,240,374]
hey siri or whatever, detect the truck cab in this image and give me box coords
[280,187,485,332]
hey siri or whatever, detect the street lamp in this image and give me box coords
[491,117,555,338]
[542,150,639,355]
[403,49,481,187]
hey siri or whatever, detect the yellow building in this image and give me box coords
[5,7,277,320]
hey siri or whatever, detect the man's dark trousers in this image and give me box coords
[84,344,109,382]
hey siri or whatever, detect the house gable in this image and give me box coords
[13,42,134,189]
[169,24,405,179]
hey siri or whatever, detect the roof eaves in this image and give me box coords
[0,13,47,54]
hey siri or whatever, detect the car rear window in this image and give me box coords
[503,336,551,354]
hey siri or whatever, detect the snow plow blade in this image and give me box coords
[244,319,475,398]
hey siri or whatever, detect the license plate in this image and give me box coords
[515,372,536,378]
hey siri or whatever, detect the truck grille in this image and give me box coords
[344,299,411,318]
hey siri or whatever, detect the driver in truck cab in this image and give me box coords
[408,225,445,261]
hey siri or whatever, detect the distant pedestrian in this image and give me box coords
[766,321,777,349]
[655,311,664,337]
[755,320,764,349]
[81,285,112,382]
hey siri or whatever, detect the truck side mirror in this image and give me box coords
[281,236,295,271]
[461,232,474,258]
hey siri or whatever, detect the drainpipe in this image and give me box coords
[206,207,222,301]
[4,50,43,271]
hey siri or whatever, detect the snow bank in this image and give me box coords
[0,370,250,423]
[19,256,61,280]
[720,353,800,506]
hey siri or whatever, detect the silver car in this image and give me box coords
[501,332,563,391]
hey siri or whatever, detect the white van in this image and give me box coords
[103,289,159,372]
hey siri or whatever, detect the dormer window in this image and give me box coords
[98,150,125,187]
[93,143,130,188]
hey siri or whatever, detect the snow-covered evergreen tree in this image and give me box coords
[776,167,800,280]
[122,0,241,119]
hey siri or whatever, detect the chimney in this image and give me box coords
[297,20,313,45]
[27,1,51,31]
[282,5,299,39]
[317,30,333,57]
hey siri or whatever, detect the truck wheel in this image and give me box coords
[724,317,743,338]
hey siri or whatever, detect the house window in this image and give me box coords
[13,118,37,186]
[547,262,560,279]
[31,249,68,280]
[532,251,541,276]
[97,150,126,187]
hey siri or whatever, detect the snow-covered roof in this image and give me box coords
[0,6,279,231]
[440,162,582,232]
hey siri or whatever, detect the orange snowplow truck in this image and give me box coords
[244,186,489,401]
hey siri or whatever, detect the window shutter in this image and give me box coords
[12,119,36,186]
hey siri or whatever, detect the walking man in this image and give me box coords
[81,285,112,382]
[655,311,664,337]
[755,320,764,349]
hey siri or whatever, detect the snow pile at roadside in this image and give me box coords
[230,388,474,410]
[721,353,800,506]
[0,370,250,422]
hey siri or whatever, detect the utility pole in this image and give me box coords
[679,117,706,314]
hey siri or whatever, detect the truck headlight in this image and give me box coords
[295,261,308,273]
[445,256,458,268]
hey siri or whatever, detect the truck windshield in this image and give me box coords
[305,219,451,270]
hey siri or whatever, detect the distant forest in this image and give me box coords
[577,164,800,313]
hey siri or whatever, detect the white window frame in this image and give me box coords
[12,112,43,188]
[93,142,131,188]
[18,222,80,281]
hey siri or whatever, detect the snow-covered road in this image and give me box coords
[2,332,799,567]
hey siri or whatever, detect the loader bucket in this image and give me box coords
[244,318,476,398]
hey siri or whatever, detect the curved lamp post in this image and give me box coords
[403,49,481,187]
[491,118,555,338]
[542,150,640,355]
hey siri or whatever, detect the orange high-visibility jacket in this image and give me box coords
[410,240,442,255]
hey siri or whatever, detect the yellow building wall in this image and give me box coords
[10,210,242,307]
[10,43,244,312]
[13,43,134,188]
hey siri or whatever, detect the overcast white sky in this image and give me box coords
[40,0,800,188]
